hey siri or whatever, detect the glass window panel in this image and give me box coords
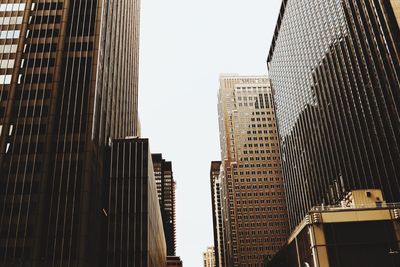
[0,45,18,53]
[0,75,12,84]
[0,59,15,69]
[0,3,26,11]
[0,16,23,25]
[0,30,20,39]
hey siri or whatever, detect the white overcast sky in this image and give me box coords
[139,1,282,266]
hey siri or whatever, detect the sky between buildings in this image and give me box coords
[139,1,283,266]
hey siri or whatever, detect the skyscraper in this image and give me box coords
[0,0,141,265]
[267,0,400,231]
[152,153,177,256]
[105,138,166,267]
[203,246,215,267]
[210,161,224,267]
[217,75,289,266]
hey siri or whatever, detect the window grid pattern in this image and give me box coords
[268,0,400,230]
[0,0,141,265]
[105,139,167,267]
[152,153,177,257]
[218,75,289,267]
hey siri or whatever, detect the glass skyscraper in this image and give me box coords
[267,0,400,230]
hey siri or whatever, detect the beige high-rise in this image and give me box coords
[203,246,216,267]
[217,74,289,266]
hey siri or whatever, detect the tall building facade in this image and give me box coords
[267,0,400,230]
[210,161,224,267]
[152,153,177,256]
[217,75,289,266]
[104,139,166,267]
[0,0,141,265]
[203,246,215,267]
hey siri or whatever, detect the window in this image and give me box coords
[0,16,23,25]
[35,2,63,10]
[0,3,26,11]
[5,142,10,153]
[0,59,15,69]
[0,30,20,39]
[0,45,18,53]
[0,75,12,84]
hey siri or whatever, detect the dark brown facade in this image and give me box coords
[267,0,400,231]
[167,256,183,267]
[0,0,140,265]
[104,139,166,267]
[152,153,177,256]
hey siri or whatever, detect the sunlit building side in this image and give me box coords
[203,246,216,267]
[217,74,289,266]
[266,190,400,267]
[267,0,400,231]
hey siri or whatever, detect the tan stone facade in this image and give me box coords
[390,0,400,27]
[217,75,289,266]
[203,246,216,267]
[268,190,400,267]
